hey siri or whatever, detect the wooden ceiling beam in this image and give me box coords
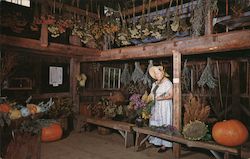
[122,0,172,16]
[80,30,250,62]
[0,35,100,58]
[31,0,99,19]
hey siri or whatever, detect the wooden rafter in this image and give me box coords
[31,0,99,19]
[81,30,250,62]
[122,0,172,16]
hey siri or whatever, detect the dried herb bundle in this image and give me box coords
[183,93,210,125]
[197,58,217,89]
[46,97,73,118]
[0,53,18,86]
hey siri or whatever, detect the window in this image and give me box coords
[3,0,30,7]
[103,67,121,89]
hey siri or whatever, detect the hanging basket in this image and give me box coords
[69,35,82,46]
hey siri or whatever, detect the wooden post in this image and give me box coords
[205,0,213,35]
[172,50,182,159]
[40,3,48,47]
[231,60,241,119]
[70,58,80,114]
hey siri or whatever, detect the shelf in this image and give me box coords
[2,87,32,90]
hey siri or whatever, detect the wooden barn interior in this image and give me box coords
[0,0,250,159]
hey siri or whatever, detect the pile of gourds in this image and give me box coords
[0,99,53,120]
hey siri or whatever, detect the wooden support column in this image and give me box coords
[231,60,241,120]
[40,3,48,47]
[172,50,182,159]
[70,58,80,114]
[205,0,213,35]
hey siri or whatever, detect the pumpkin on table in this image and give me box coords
[212,119,249,146]
[0,103,11,113]
[41,123,63,142]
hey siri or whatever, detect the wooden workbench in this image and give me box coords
[133,127,241,159]
[85,117,135,148]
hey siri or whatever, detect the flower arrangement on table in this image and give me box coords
[127,91,154,121]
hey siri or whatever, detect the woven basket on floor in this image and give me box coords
[97,126,112,135]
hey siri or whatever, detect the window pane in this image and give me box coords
[102,67,121,89]
[2,0,30,7]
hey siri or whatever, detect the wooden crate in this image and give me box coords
[5,133,41,159]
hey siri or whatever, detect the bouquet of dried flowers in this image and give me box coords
[127,91,154,120]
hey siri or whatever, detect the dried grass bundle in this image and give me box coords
[0,53,18,86]
[183,93,210,125]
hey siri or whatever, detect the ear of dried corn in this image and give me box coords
[183,93,210,125]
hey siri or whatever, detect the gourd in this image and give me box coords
[9,109,21,120]
[41,123,63,142]
[0,103,11,113]
[20,107,30,117]
[212,119,249,146]
[26,104,37,115]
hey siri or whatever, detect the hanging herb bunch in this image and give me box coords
[0,52,18,87]
[197,58,217,89]
[190,0,218,36]
[48,17,73,38]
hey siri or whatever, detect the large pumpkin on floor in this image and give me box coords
[212,119,249,146]
[0,103,11,113]
[41,123,63,142]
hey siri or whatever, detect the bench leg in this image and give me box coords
[224,152,230,159]
[135,132,147,152]
[125,132,134,148]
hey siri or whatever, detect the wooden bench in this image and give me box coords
[85,117,135,148]
[133,127,240,159]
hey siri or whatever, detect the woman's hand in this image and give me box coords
[156,87,173,101]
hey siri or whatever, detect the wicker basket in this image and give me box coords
[97,126,112,135]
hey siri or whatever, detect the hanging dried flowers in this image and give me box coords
[48,18,73,38]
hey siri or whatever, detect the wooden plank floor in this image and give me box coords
[41,130,213,159]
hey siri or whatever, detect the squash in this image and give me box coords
[41,123,63,142]
[0,103,11,113]
[212,119,249,146]
[9,109,22,120]
[26,104,37,115]
[20,107,30,117]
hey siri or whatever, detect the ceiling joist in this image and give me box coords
[122,0,172,16]
[31,0,99,19]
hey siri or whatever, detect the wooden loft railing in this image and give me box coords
[1,30,250,60]
[81,30,250,62]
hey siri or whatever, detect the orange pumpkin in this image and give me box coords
[41,123,63,142]
[212,119,249,146]
[0,103,11,113]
